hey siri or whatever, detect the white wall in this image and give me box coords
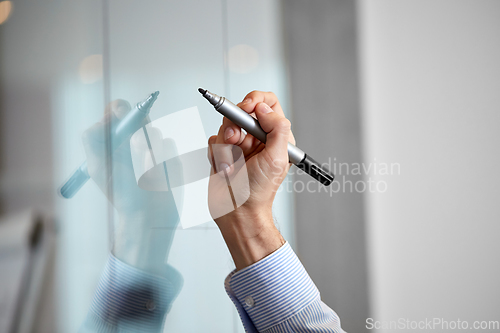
[358,0,500,331]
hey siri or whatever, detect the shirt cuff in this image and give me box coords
[84,254,182,332]
[224,242,320,332]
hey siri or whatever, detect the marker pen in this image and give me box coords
[199,88,334,186]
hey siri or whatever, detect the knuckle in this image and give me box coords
[246,90,262,99]
[276,118,291,131]
[267,91,277,98]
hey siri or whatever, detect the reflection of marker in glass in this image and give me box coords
[199,88,335,186]
[59,91,160,199]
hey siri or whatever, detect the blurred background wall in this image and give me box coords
[0,0,499,332]
[357,0,500,331]
[284,0,500,332]
[283,1,369,332]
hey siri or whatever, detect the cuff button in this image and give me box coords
[145,300,156,311]
[244,296,254,308]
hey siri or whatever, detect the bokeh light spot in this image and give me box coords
[0,1,13,25]
[78,54,103,84]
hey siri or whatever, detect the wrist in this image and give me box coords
[113,214,177,277]
[216,208,285,270]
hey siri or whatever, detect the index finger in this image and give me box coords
[236,91,285,117]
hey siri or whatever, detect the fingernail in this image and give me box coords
[241,98,252,105]
[261,103,273,113]
[225,127,235,141]
[219,163,230,175]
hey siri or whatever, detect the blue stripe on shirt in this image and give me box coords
[82,254,182,333]
[225,242,345,333]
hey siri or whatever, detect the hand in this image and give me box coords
[208,91,294,270]
[82,99,180,277]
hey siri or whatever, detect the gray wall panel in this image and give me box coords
[283,1,369,331]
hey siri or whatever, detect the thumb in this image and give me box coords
[83,99,132,148]
[105,99,132,120]
[254,102,291,164]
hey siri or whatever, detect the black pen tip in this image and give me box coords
[198,88,206,95]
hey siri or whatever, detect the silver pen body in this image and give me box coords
[202,91,306,164]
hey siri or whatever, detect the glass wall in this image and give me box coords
[0,0,293,332]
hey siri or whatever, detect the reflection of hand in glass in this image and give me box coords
[80,99,183,333]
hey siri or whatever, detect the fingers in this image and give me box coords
[104,99,132,120]
[212,125,236,177]
[82,99,134,178]
[208,91,292,179]
[218,91,286,151]
[222,117,246,146]
[254,102,291,164]
[84,99,132,145]
[237,91,285,117]
[207,135,217,174]
[221,116,263,154]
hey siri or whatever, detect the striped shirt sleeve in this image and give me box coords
[225,242,345,333]
[80,254,183,333]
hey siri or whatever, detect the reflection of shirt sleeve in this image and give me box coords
[80,254,182,333]
[225,242,345,333]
